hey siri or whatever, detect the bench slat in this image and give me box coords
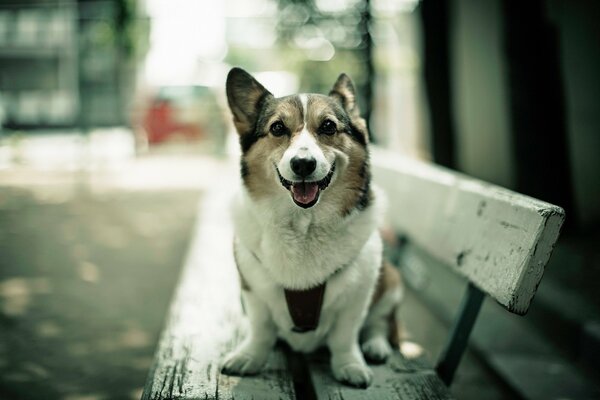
[142,187,296,400]
[372,148,565,314]
[307,351,454,400]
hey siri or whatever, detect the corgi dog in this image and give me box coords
[222,67,402,388]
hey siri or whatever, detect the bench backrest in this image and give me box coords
[372,148,565,315]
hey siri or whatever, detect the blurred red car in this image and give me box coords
[139,85,225,145]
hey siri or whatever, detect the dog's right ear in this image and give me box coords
[226,68,273,137]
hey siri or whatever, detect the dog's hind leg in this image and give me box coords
[360,286,402,364]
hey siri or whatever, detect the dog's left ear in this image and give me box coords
[226,67,273,136]
[330,73,369,143]
[329,73,360,117]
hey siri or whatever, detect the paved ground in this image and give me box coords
[0,135,216,400]
[0,185,201,400]
[399,286,515,400]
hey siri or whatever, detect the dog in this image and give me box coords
[222,67,403,388]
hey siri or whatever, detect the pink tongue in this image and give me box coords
[291,182,319,204]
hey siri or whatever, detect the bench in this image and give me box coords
[141,148,564,399]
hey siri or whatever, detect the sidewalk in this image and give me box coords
[0,142,224,399]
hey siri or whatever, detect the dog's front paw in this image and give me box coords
[332,362,373,388]
[221,350,267,376]
[361,336,392,364]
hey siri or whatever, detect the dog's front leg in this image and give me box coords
[327,297,373,388]
[221,291,277,376]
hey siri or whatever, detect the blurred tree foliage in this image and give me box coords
[226,0,373,121]
[79,0,150,61]
[113,0,150,60]
[275,0,373,117]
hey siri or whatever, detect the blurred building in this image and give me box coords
[0,0,78,128]
[0,0,148,130]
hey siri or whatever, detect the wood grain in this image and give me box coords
[372,148,565,314]
[141,185,296,399]
[307,350,453,400]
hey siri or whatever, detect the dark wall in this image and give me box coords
[448,0,514,188]
[549,0,600,228]
[426,0,600,229]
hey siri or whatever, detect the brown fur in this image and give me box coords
[371,260,403,347]
[243,135,288,200]
[329,73,361,119]
[227,68,372,217]
[240,93,371,217]
[389,311,401,348]
[370,260,402,307]
[226,69,273,139]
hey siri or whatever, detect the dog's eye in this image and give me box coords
[319,119,336,135]
[270,121,287,137]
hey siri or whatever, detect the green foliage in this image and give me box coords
[224,0,371,109]
[79,0,150,60]
[276,0,371,106]
[114,0,149,58]
[297,51,367,93]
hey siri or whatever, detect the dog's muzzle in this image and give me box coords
[276,163,336,209]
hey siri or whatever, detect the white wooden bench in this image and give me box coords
[141,149,564,399]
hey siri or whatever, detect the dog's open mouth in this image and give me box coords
[276,163,336,209]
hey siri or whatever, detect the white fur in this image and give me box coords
[300,93,309,115]
[232,183,385,290]
[226,185,384,386]
[277,130,332,182]
[277,95,332,183]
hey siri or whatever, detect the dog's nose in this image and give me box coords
[290,156,316,178]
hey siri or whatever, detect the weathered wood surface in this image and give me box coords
[141,185,296,399]
[372,148,565,314]
[307,350,453,400]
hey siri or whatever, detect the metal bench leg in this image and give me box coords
[435,282,485,385]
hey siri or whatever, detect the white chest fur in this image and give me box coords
[232,187,383,351]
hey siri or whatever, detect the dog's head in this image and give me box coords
[226,67,371,215]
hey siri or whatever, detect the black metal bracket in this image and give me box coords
[435,281,485,385]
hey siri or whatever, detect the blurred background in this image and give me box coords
[0,0,598,399]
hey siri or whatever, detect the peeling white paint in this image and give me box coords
[372,147,565,314]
